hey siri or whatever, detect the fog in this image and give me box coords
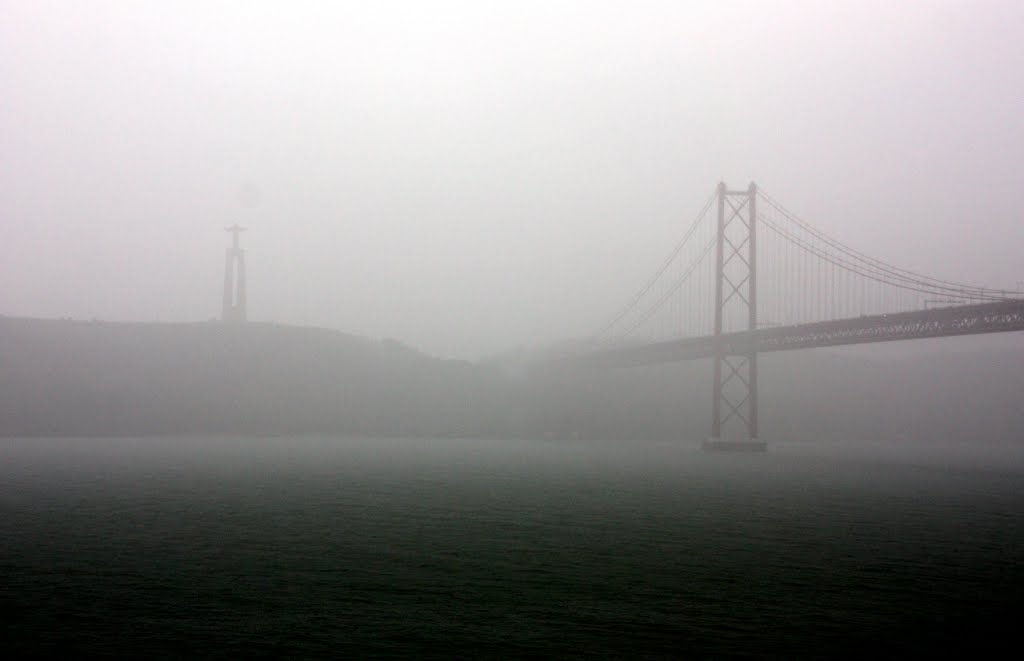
[3,0,1024,358]
[4,5,1024,653]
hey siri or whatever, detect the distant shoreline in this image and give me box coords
[2,316,1022,443]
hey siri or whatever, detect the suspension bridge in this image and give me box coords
[573,183,1024,450]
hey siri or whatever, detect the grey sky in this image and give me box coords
[2,0,1022,358]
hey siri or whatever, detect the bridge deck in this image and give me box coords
[573,300,1024,368]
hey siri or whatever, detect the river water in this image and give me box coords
[2,436,1022,658]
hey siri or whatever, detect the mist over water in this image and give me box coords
[4,436,1022,657]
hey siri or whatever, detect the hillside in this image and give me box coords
[0,318,516,437]
[2,317,1023,442]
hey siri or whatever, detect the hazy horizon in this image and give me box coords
[3,0,1024,358]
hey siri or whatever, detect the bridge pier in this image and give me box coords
[702,438,767,452]
[705,182,762,451]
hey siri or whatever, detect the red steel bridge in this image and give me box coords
[569,183,1024,449]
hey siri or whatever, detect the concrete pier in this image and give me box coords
[701,438,767,452]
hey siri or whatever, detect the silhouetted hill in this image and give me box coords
[2,317,1023,442]
[0,318,517,438]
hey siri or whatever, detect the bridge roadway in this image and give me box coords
[576,299,1024,368]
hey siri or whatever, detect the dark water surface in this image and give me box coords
[2,436,1023,658]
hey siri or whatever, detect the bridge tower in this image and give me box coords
[705,182,764,451]
[222,225,247,322]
